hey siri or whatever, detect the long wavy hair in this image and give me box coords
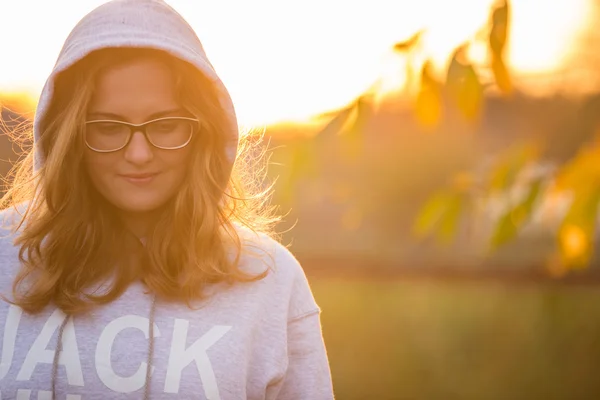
[1,48,280,315]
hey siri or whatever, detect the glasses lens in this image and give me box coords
[147,119,194,149]
[85,122,130,151]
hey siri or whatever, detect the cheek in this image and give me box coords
[166,149,192,181]
[83,152,115,185]
[169,143,192,164]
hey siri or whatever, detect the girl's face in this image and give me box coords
[84,57,192,220]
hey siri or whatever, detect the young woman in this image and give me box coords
[0,0,334,398]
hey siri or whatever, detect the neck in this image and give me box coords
[120,209,161,239]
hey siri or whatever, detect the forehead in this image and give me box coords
[88,57,180,122]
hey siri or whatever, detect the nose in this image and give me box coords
[124,130,154,165]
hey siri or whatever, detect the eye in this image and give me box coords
[91,122,126,135]
[152,120,180,133]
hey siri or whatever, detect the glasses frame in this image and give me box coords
[84,116,199,153]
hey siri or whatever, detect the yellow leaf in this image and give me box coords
[415,89,442,128]
[415,61,443,129]
[457,66,484,121]
[340,97,370,161]
[446,45,484,122]
[558,224,591,268]
[491,55,512,95]
[316,106,356,140]
[393,30,425,53]
[557,188,600,268]
[554,145,600,191]
[489,0,509,55]
[487,1,512,95]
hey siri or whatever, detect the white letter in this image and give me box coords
[16,310,84,386]
[95,315,160,393]
[164,321,231,399]
[37,391,51,400]
[0,305,22,379]
[16,389,31,400]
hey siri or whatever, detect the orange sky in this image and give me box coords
[0,0,595,126]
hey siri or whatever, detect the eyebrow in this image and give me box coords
[86,108,188,121]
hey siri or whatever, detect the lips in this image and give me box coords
[121,173,158,179]
[120,172,159,184]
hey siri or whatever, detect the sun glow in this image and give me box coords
[0,0,594,127]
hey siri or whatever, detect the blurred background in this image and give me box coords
[2,0,600,398]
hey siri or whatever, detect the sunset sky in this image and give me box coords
[0,0,595,126]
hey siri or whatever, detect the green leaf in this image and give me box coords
[489,178,544,249]
[413,191,454,237]
[490,212,518,250]
[436,194,465,244]
[520,178,544,214]
[488,143,538,192]
[413,190,466,244]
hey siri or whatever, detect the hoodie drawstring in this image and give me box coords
[51,294,157,399]
[144,295,157,400]
[51,315,69,400]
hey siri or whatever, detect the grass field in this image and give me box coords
[311,277,600,400]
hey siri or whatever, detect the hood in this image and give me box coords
[33,0,238,172]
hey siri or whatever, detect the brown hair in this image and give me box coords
[1,48,279,314]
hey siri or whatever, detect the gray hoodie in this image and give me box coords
[0,0,334,399]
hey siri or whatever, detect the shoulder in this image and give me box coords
[0,204,27,253]
[0,205,22,226]
[0,205,27,280]
[235,226,301,279]
[0,201,29,226]
[234,226,320,319]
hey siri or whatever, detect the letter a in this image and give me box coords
[0,305,22,380]
[16,309,84,386]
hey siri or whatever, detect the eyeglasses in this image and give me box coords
[84,116,199,153]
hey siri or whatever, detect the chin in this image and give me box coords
[113,196,170,214]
